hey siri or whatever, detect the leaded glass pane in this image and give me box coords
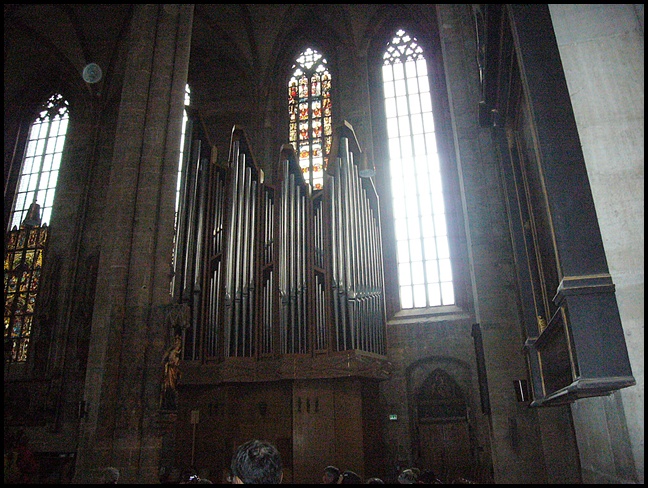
[4,224,48,363]
[428,283,441,307]
[426,259,439,283]
[400,286,413,309]
[399,260,412,286]
[288,48,332,189]
[439,259,453,282]
[413,284,426,308]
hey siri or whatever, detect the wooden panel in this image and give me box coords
[418,421,471,483]
[174,381,292,483]
[292,380,336,484]
[333,379,365,476]
[291,378,368,483]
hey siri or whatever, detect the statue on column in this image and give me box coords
[160,303,189,411]
[160,334,182,411]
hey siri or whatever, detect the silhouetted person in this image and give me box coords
[418,469,444,484]
[179,467,208,484]
[100,467,120,484]
[339,470,363,484]
[398,468,418,484]
[366,477,385,484]
[323,465,341,484]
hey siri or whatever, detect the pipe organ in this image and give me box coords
[194,121,390,381]
[328,136,386,354]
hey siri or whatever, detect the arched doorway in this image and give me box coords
[413,368,474,482]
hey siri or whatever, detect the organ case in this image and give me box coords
[189,121,391,383]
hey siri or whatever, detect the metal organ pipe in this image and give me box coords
[206,124,386,363]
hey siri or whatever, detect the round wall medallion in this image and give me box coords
[82,63,103,83]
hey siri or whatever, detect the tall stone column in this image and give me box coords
[74,5,194,484]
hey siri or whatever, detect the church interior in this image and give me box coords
[4,4,644,484]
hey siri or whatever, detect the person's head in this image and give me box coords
[230,439,283,484]
[339,470,363,484]
[323,465,341,484]
[398,469,417,484]
[185,477,213,484]
[101,467,120,484]
[418,470,439,484]
[180,468,199,484]
[365,477,385,484]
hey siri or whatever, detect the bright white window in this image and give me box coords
[170,85,191,296]
[8,93,69,231]
[176,84,191,218]
[382,29,454,309]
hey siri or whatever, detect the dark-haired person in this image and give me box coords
[339,470,363,484]
[229,439,283,484]
[100,467,120,484]
[323,465,341,484]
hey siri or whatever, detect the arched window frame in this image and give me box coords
[369,22,470,320]
[7,93,69,232]
[288,47,333,190]
[4,92,68,363]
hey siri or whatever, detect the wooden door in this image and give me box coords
[418,420,472,482]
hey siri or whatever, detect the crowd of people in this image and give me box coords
[223,439,460,484]
[5,434,475,484]
[161,438,470,484]
[321,464,446,485]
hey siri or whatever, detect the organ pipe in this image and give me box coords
[202,122,386,362]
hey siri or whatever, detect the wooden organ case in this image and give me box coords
[175,121,392,483]
[478,5,634,407]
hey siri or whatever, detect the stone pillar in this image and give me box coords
[74,5,194,484]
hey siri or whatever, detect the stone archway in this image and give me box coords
[415,368,472,482]
[407,359,479,483]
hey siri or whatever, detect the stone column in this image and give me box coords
[74,5,194,484]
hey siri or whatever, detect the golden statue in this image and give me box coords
[160,335,182,410]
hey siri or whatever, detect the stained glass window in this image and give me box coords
[288,48,332,190]
[7,93,68,232]
[4,211,48,363]
[382,29,455,309]
[4,93,67,363]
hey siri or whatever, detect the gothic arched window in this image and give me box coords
[381,29,455,309]
[7,93,68,231]
[288,48,333,190]
[4,92,68,362]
